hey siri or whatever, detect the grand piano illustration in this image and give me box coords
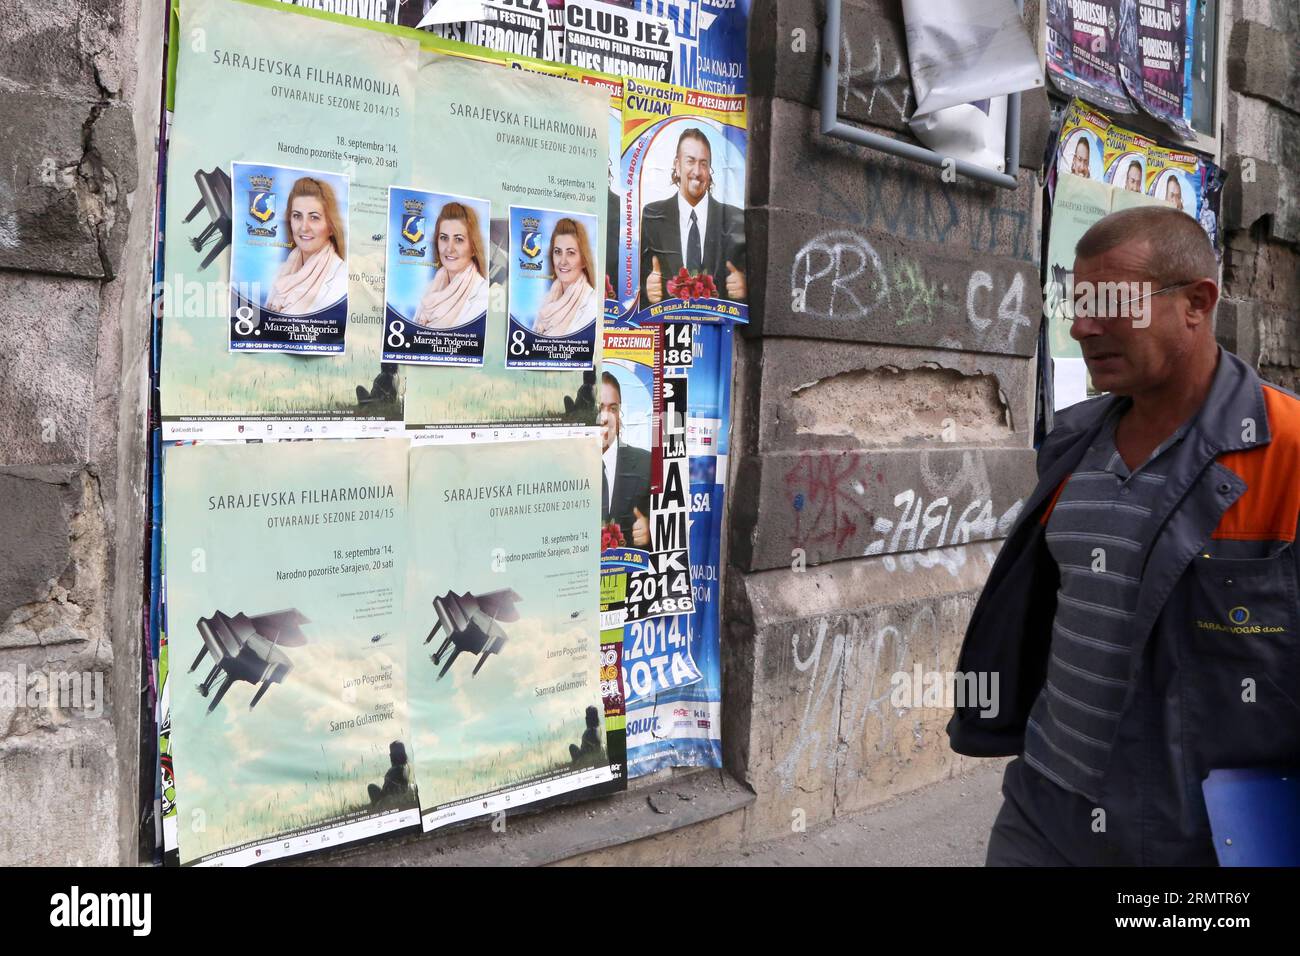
[424,589,522,680]
[182,167,233,271]
[189,609,309,714]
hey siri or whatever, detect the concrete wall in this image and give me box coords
[723,0,1051,842]
[1220,0,1300,390]
[0,0,162,864]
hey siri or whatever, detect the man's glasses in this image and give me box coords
[1068,279,1200,322]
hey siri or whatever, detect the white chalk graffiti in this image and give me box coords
[861,450,1025,557]
[839,35,912,121]
[967,269,1034,348]
[790,230,887,320]
[773,596,977,795]
[789,230,1038,354]
[881,541,1002,576]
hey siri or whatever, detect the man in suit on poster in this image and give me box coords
[599,372,651,548]
[639,127,747,306]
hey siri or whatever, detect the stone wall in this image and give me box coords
[1221,0,1300,391]
[0,0,162,864]
[723,0,1051,841]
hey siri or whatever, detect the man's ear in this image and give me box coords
[1185,278,1219,328]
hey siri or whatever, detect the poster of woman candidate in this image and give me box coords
[161,437,419,866]
[230,162,350,354]
[383,188,491,366]
[506,206,600,370]
[618,77,748,325]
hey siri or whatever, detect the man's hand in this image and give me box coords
[646,256,664,304]
[725,260,746,301]
[632,507,650,547]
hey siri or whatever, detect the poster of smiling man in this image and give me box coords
[617,78,747,325]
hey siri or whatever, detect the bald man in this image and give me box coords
[950,206,1300,866]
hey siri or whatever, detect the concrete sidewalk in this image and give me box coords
[711,758,1009,867]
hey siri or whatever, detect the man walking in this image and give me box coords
[949,206,1300,865]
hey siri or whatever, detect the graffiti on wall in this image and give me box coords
[772,594,977,795]
[783,448,1025,561]
[788,229,1036,353]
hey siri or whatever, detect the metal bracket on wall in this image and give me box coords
[819,0,1023,190]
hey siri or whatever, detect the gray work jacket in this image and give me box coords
[949,348,1300,862]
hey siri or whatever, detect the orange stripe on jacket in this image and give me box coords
[1213,385,1300,542]
[1040,478,1068,526]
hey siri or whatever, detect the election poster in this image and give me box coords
[597,322,662,756]
[405,435,624,830]
[1101,121,1154,194]
[229,162,351,354]
[401,52,609,427]
[1055,100,1110,186]
[160,0,415,438]
[1045,0,1134,114]
[383,187,491,366]
[506,206,600,370]
[407,0,550,61]
[1050,99,1222,247]
[601,321,663,506]
[1145,144,1200,218]
[564,0,674,84]
[623,320,729,774]
[618,78,748,325]
[161,438,419,866]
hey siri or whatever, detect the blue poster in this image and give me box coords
[629,0,752,94]
[624,319,731,773]
[383,187,491,366]
[507,205,600,370]
[229,161,350,354]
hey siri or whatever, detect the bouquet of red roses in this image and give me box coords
[601,521,625,552]
[666,267,717,302]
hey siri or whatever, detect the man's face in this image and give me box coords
[1071,240,1194,395]
[674,137,713,205]
[1166,177,1183,208]
[1071,140,1090,177]
[598,381,620,452]
[1125,163,1142,192]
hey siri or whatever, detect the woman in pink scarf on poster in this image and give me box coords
[533,217,598,337]
[413,201,489,329]
[264,177,348,316]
